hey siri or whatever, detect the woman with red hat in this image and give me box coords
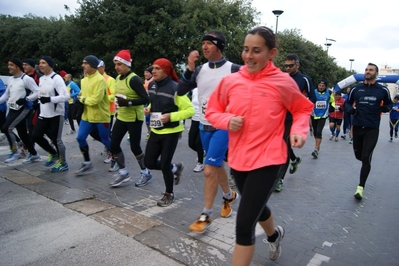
[143,58,194,207]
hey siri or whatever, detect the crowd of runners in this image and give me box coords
[0,26,395,265]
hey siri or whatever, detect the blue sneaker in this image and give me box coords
[50,161,69,172]
[44,153,59,167]
[135,171,152,187]
[4,151,21,163]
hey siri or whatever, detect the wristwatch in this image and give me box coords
[128,100,132,107]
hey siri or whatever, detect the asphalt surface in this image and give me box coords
[1,113,398,266]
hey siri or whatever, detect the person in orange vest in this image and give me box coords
[98,60,116,164]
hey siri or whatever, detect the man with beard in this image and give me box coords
[348,63,392,200]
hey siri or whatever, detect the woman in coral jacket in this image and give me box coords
[206,26,314,266]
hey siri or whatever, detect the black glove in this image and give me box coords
[350,107,357,115]
[328,105,335,113]
[116,96,129,107]
[16,98,27,105]
[39,97,51,104]
[339,107,344,112]
[380,106,390,113]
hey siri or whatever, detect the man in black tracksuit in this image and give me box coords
[348,63,392,200]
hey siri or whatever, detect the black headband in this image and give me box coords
[202,35,225,52]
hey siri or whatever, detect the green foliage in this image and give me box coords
[0,0,352,87]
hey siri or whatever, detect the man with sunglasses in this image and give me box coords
[275,53,315,192]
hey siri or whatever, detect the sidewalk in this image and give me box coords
[0,177,182,266]
[1,114,399,265]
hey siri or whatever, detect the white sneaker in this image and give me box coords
[104,153,112,163]
[4,151,21,163]
[193,163,204,172]
[329,134,334,140]
[22,154,41,164]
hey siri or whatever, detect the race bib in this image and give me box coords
[39,91,49,98]
[201,98,208,115]
[315,101,327,109]
[150,112,163,128]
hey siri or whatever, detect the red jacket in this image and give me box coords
[206,61,313,171]
[329,96,345,119]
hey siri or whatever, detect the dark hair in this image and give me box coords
[145,66,153,73]
[247,26,277,50]
[368,63,379,73]
[285,53,299,63]
[394,95,399,100]
[205,30,226,45]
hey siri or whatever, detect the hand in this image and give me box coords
[290,134,305,148]
[116,96,129,107]
[16,98,27,105]
[143,107,150,115]
[187,50,199,71]
[39,97,51,104]
[350,107,357,115]
[160,113,170,123]
[229,116,244,131]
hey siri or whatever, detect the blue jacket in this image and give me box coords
[0,79,7,111]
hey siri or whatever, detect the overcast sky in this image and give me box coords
[2,0,399,74]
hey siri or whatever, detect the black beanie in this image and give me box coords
[145,66,153,73]
[84,55,99,69]
[23,58,36,68]
[9,58,24,71]
[40,56,55,68]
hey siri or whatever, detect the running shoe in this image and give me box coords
[221,190,238,218]
[329,134,334,140]
[104,152,112,163]
[193,163,204,173]
[266,225,285,261]
[335,136,339,142]
[50,161,69,172]
[289,157,302,174]
[188,213,213,233]
[349,138,353,144]
[354,185,364,200]
[135,171,152,187]
[109,172,131,187]
[174,162,184,185]
[341,135,346,139]
[389,138,393,142]
[157,193,174,207]
[44,153,59,167]
[274,179,283,192]
[109,160,119,172]
[311,149,318,159]
[4,151,21,163]
[22,154,41,164]
[75,162,93,176]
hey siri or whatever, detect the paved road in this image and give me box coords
[1,114,398,266]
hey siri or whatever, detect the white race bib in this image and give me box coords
[150,112,163,128]
[315,101,327,109]
[39,91,49,98]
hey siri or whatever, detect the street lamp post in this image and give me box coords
[349,59,355,71]
[325,38,336,55]
[272,10,284,34]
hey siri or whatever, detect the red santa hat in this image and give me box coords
[113,49,131,67]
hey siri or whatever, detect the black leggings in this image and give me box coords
[352,126,379,187]
[188,120,204,164]
[144,132,179,194]
[276,119,296,180]
[232,165,281,246]
[311,117,327,139]
[110,119,143,169]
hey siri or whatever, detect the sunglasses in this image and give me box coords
[284,64,296,68]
